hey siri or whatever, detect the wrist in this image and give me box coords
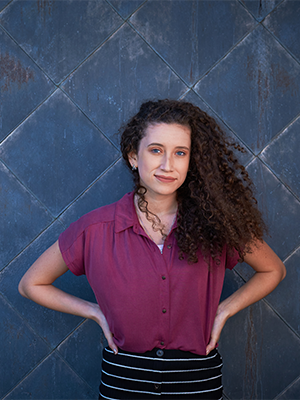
[216,301,232,322]
[85,301,101,322]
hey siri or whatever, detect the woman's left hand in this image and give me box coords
[206,305,229,355]
[206,239,286,355]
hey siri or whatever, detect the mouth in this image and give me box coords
[155,175,177,183]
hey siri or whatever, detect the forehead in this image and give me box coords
[143,123,191,144]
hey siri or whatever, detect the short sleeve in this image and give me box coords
[58,219,86,276]
[225,246,240,270]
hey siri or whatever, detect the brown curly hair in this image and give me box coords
[120,99,266,263]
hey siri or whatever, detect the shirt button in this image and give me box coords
[156,349,164,357]
[167,244,172,249]
[162,275,166,280]
[160,341,164,346]
[162,308,167,313]
[154,383,161,391]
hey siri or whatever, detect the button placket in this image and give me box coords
[153,350,163,393]
[159,242,171,351]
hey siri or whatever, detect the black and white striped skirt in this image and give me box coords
[99,347,223,399]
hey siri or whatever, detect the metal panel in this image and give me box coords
[0,0,299,398]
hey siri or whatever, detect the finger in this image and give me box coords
[206,338,217,355]
[206,331,219,355]
[99,317,118,354]
[105,331,118,355]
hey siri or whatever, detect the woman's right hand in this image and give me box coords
[91,303,118,354]
[19,240,118,354]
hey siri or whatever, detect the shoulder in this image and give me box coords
[59,192,134,253]
[73,192,134,231]
[78,202,117,228]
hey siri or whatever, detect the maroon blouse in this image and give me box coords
[59,192,239,355]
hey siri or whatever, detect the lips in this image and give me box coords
[155,175,177,183]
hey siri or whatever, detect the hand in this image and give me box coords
[18,241,119,355]
[206,240,286,355]
[92,303,118,355]
[206,305,229,355]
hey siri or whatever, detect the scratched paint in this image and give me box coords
[0,51,35,92]
[0,0,300,398]
[241,0,281,21]
[244,306,258,399]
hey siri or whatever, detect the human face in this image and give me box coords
[129,123,191,199]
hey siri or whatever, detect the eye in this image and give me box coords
[176,150,186,156]
[150,148,162,154]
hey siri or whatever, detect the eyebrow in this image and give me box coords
[147,143,190,150]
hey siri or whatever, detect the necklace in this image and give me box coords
[137,209,177,245]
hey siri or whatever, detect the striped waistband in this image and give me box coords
[105,347,218,361]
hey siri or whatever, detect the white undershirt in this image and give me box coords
[157,243,164,253]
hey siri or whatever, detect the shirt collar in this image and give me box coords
[115,192,138,233]
[114,191,178,233]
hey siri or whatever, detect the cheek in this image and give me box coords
[140,157,156,172]
[137,161,150,180]
[185,157,191,173]
[181,160,190,176]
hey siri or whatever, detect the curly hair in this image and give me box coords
[120,99,266,263]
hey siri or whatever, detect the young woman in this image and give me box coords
[19,99,286,399]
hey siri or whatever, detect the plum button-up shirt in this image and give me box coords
[59,192,239,355]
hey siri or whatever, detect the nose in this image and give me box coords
[161,153,173,171]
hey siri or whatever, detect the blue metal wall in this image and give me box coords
[0,1,300,398]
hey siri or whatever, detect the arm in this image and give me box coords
[18,240,118,354]
[206,240,286,355]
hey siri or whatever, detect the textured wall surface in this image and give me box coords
[0,1,300,399]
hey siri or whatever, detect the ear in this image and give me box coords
[128,151,138,169]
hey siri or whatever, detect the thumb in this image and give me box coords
[105,331,118,355]
[96,308,118,355]
[206,336,217,355]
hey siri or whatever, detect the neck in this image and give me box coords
[137,191,177,217]
[134,191,177,245]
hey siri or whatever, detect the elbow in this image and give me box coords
[280,263,287,281]
[276,260,286,283]
[18,278,29,299]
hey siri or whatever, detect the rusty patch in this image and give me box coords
[247,48,271,150]
[37,0,54,17]
[244,306,258,399]
[0,52,35,92]
[257,60,270,139]
[272,63,297,96]
[190,1,199,84]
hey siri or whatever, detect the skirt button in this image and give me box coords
[156,349,164,357]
